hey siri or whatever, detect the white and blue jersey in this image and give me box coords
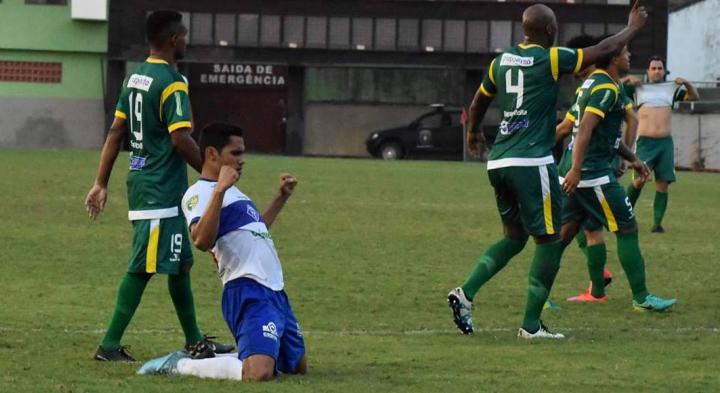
[181,179,284,290]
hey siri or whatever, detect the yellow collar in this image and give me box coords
[146,57,169,65]
[590,69,615,81]
[518,43,543,49]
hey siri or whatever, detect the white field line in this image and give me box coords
[0,326,717,336]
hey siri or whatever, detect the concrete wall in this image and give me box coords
[671,113,720,171]
[0,96,105,149]
[304,104,432,156]
[668,1,720,82]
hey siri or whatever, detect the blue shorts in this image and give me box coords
[221,278,305,373]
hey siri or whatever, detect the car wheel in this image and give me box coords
[380,142,402,160]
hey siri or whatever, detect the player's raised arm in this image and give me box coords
[580,1,648,69]
[189,165,239,251]
[675,77,700,101]
[85,116,128,219]
[261,173,298,229]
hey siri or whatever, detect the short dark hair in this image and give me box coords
[565,34,601,49]
[199,123,244,160]
[146,10,184,45]
[647,55,666,69]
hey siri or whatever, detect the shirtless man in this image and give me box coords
[623,56,699,233]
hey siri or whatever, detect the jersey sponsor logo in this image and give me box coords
[127,74,154,92]
[129,155,147,171]
[500,54,534,67]
[247,205,260,222]
[498,118,529,135]
[262,322,279,341]
[130,140,143,150]
[503,109,528,117]
[186,195,199,212]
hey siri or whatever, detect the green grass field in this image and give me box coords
[1,150,718,392]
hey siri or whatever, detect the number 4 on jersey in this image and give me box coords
[505,69,524,109]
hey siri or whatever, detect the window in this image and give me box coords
[306,16,327,48]
[0,61,62,83]
[329,17,350,49]
[375,18,396,51]
[466,21,489,53]
[215,14,236,46]
[237,14,259,46]
[352,17,373,50]
[260,14,281,47]
[443,20,465,53]
[489,21,512,52]
[283,15,305,47]
[421,19,442,51]
[190,13,213,45]
[25,0,67,4]
[398,19,419,51]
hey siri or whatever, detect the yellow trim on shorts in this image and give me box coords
[585,106,606,118]
[479,84,495,97]
[574,49,584,74]
[115,110,127,119]
[550,47,560,81]
[543,195,554,235]
[168,121,192,133]
[146,219,160,273]
[595,188,619,232]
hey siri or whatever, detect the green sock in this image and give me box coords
[100,272,152,351]
[586,243,607,298]
[522,241,562,332]
[626,184,642,207]
[460,237,527,300]
[616,231,649,303]
[168,272,204,345]
[653,191,668,227]
[575,231,588,258]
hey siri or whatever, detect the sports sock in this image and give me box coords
[177,355,243,380]
[616,231,649,303]
[460,236,527,300]
[626,184,642,207]
[168,272,204,345]
[586,243,607,298]
[522,240,562,332]
[575,231,588,258]
[100,272,152,351]
[653,191,668,227]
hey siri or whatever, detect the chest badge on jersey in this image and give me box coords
[246,205,260,222]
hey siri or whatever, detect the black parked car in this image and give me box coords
[366,105,465,160]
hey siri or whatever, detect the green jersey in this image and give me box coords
[479,44,583,167]
[114,57,192,220]
[558,70,631,184]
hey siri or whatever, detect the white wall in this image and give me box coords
[668,0,720,82]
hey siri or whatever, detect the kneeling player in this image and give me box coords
[139,123,307,381]
[559,45,676,311]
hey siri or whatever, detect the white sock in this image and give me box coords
[176,355,243,380]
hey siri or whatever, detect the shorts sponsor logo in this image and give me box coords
[263,322,279,341]
[127,74,154,92]
[499,118,529,136]
[500,54,534,67]
[129,155,147,171]
[186,195,199,211]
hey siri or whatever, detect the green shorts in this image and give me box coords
[635,136,676,182]
[488,164,561,236]
[561,180,637,232]
[128,215,193,275]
